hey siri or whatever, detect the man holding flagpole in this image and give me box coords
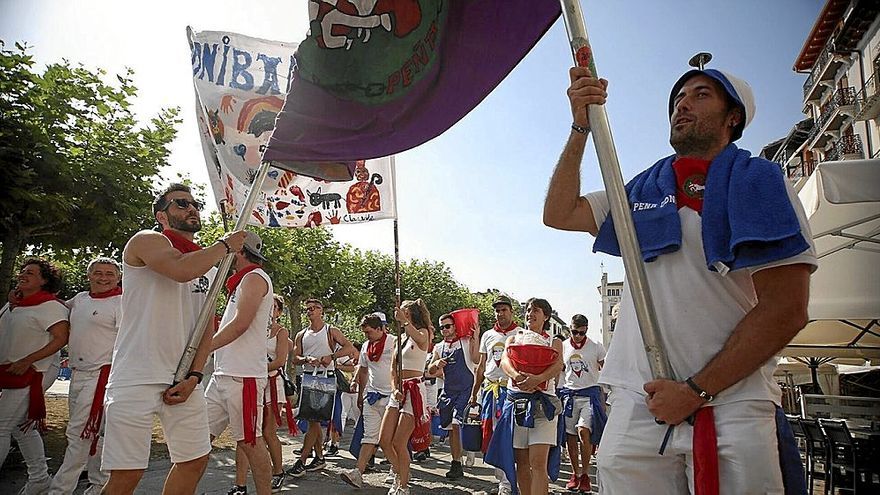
[206,231,274,495]
[101,183,246,495]
[543,66,815,493]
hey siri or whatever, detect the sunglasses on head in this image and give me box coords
[440,323,455,330]
[165,198,204,211]
[571,329,587,336]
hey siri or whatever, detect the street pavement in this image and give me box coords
[2,381,597,494]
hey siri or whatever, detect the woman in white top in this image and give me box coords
[379,299,432,495]
[499,297,564,495]
[232,294,290,493]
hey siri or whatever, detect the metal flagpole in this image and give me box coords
[173,160,273,383]
[391,155,403,390]
[558,0,673,382]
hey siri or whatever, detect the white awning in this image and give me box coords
[786,160,880,360]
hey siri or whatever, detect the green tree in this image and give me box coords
[0,41,180,291]
[198,215,374,345]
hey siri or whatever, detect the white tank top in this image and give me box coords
[213,269,273,378]
[400,335,428,373]
[109,260,216,387]
[301,324,334,372]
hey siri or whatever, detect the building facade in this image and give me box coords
[761,0,880,184]
[598,271,623,350]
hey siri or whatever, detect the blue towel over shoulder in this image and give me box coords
[593,144,809,272]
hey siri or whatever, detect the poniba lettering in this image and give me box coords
[190,36,296,96]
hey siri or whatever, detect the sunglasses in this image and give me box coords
[440,323,455,330]
[305,306,322,312]
[165,198,204,211]
[571,330,587,336]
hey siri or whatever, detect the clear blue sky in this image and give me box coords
[1,1,824,340]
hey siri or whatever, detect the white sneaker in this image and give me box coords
[341,467,363,488]
[465,451,476,467]
[395,486,410,495]
[387,473,400,495]
[383,471,397,484]
[18,477,51,495]
[497,483,513,495]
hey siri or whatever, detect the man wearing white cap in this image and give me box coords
[543,67,817,493]
[206,231,274,495]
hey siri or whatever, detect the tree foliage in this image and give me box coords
[0,41,180,292]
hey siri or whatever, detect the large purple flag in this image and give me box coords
[263,0,561,180]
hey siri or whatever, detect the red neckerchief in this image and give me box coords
[162,229,201,253]
[89,287,122,299]
[493,322,517,334]
[673,157,711,214]
[367,332,388,362]
[443,335,460,344]
[570,337,586,350]
[81,364,111,455]
[225,264,260,294]
[11,290,59,309]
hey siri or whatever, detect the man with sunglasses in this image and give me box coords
[558,314,605,494]
[102,183,247,495]
[427,313,480,480]
[288,298,356,477]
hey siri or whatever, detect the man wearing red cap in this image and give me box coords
[544,67,816,494]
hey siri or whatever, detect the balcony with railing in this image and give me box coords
[785,159,818,182]
[855,70,880,121]
[825,133,864,162]
[803,86,857,150]
[802,39,848,102]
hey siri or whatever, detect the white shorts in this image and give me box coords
[565,396,594,436]
[264,373,285,406]
[362,396,390,445]
[387,380,428,420]
[102,383,211,470]
[596,388,784,495]
[205,375,267,442]
[512,410,559,448]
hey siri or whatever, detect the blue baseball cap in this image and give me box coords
[668,69,755,142]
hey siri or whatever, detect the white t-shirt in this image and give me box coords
[358,334,396,396]
[560,338,606,390]
[0,299,68,372]
[479,326,522,382]
[109,257,217,388]
[213,268,273,378]
[585,178,817,406]
[67,291,121,371]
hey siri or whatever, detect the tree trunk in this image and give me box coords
[285,295,303,371]
[0,229,26,295]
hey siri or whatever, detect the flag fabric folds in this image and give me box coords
[189,27,396,226]
[262,1,561,179]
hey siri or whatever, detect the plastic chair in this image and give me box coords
[799,418,829,494]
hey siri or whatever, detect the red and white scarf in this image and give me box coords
[366,332,388,362]
[162,229,201,253]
